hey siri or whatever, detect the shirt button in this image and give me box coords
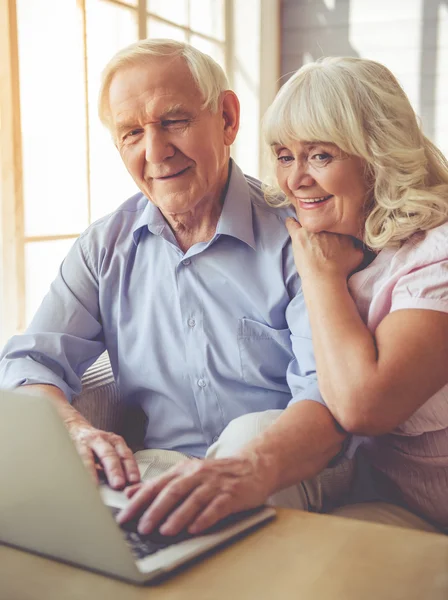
[197,378,206,388]
[188,318,196,328]
[182,258,191,266]
[212,435,219,443]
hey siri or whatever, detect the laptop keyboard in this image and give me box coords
[109,505,266,561]
[108,506,193,560]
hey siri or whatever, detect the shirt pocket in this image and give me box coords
[237,318,292,389]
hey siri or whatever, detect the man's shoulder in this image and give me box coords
[78,191,147,247]
[243,172,295,222]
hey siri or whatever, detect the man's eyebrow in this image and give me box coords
[159,104,193,119]
[114,105,193,134]
[115,120,137,135]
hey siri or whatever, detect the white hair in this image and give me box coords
[98,38,229,128]
[263,56,448,250]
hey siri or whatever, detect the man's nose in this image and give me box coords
[144,127,175,164]
[288,161,315,190]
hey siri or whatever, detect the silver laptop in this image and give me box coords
[0,390,276,584]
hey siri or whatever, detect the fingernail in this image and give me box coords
[188,523,200,534]
[112,476,124,488]
[159,522,172,535]
[115,510,125,523]
[138,519,153,535]
[129,473,140,483]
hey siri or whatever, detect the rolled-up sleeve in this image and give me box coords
[0,235,105,400]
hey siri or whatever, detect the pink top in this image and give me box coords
[348,221,448,529]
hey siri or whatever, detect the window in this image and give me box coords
[0,0,280,345]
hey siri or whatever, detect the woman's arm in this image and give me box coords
[302,275,448,434]
[286,219,448,435]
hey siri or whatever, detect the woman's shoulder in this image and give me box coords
[393,220,448,268]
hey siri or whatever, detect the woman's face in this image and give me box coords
[275,140,369,237]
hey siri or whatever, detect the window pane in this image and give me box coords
[148,0,188,27]
[86,0,139,222]
[190,35,225,71]
[17,0,89,237]
[189,0,225,40]
[25,239,77,325]
[147,17,187,41]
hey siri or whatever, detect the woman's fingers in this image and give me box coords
[285,216,302,235]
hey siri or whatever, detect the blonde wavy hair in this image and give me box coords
[98,38,229,130]
[263,56,448,249]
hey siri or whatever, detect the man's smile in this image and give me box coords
[153,166,191,180]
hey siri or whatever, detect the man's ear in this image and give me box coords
[220,91,240,146]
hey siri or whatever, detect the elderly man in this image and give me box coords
[0,40,348,535]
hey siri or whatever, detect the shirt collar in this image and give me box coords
[132,159,256,250]
[132,197,167,245]
[215,160,256,250]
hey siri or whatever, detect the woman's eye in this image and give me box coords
[277,155,293,164]
[310,152,332,163]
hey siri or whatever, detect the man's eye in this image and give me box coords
[161,119,189,128]
[123,129,143,141]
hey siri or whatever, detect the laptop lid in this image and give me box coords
[0,390,143,582]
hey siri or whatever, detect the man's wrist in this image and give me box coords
[237,446,281,497]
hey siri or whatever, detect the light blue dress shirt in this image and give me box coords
[0,161,325,457]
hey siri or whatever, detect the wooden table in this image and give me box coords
[1,509,447,600]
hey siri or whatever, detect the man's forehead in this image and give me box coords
[110,57,197,99]
[109,58,202,119]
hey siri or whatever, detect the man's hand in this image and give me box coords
[116,454,275,536]
[21,383,140,488]
[66,420,140,488]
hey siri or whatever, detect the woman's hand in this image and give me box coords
[116,453,275,536]
[285,218,364,281]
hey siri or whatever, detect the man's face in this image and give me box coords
[108,57,237,217]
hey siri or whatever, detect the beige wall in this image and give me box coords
[280,0,448,156]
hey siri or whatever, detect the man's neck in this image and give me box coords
[164,202,223,253]
[162,162,232,253]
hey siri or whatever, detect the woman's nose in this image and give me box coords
[288,161,315,190]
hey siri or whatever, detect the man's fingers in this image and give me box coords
[89,436,126,488]
[113,438,140,484]
[136,475,200,534]
[124,482,143,498]
[117,485,154,524]
[75,442,98,483]
[118,470,179,526]
[189,494,234,534]
[158,484,215,536]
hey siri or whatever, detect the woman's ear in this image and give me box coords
[220,91,240,146]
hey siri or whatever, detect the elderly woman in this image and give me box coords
[263,56,448,533]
